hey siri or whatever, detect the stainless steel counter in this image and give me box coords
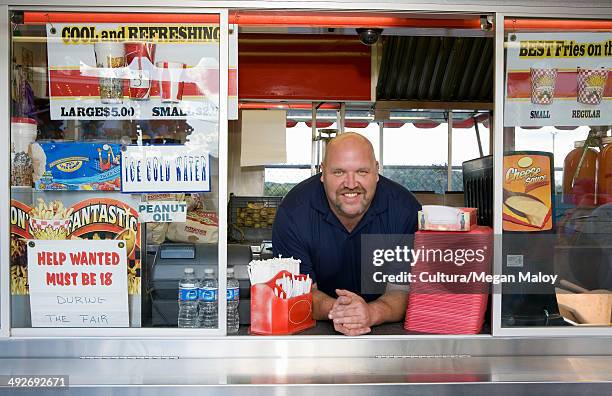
[1,355,612,395]
[3,324,612,393]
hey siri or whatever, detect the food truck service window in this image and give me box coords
[6,10,503,338]
[499,18,612,334]
[7,10,229,336]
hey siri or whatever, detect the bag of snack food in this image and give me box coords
[166,209,219,243]
[31,141,122,191]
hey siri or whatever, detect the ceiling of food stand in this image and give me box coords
[239,33,494,125]
[237,24,494,126]
[376,36,494,102]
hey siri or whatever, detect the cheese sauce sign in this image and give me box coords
[9,198,141,296]
[46,22,220,120]
[503,153,554,232]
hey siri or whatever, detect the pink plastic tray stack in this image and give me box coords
[404,226,493,334]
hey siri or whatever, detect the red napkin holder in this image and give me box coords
[250,270,315,335]
[404,226,493,334]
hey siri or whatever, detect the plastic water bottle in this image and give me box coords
[198,268,218,328]
[226,267,240,334]
[177,267,199,328]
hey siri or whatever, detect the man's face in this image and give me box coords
[321,138,379,226]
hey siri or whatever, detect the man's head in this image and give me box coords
[321,132,379,230]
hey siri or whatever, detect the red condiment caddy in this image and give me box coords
[250,270,315,335]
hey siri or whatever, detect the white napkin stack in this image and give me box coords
[247,256,301,285]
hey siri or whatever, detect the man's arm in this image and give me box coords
[312,284,337,320]
[366,289,408,326]
[273,207,342,322]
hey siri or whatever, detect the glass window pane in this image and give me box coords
[502,22,612,329]
[9,11,222,330]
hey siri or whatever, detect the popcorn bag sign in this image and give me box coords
[27,240,129,327]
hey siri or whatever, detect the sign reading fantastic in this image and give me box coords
[505,32,611,127]
[46,23,220,120]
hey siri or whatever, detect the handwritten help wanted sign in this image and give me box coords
[27,240,129,327]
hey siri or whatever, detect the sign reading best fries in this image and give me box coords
[27,240,129,327]
[505,32,611,127]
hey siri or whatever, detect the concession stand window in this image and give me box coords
[3,8,503,339]
[5,9,230,337]
[1,3,611,349]
[229,13,497,337]
[496,16,612,336]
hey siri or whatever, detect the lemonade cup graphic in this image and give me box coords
[531,68,558,105]
[156,61,186,103]
[577,67,608,105]
[125,42,156,100]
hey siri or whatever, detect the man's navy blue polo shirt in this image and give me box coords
[272,174,421,302]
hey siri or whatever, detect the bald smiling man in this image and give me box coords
[272,133,421,336]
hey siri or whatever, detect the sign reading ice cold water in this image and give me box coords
[27,240,129,327]
[121,145,211,193]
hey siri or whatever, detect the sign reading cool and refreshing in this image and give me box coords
[46,23,220,120]
[505,32,611,127]
[121,145,211,193]
[27,240,129,327]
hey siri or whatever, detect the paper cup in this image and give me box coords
[125,42,156,100]
[530,68,558,105]
[94,42,126,104]
[156,61,186,103]
[577,67,608,105]
[11,117,37,153]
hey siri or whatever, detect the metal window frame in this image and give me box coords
[0,1,610,346]
[492,13,612,337]
[0,1,610,17]
[1,6,229,338]
[0,4,8,339]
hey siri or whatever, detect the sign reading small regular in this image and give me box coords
[121,145,211,193]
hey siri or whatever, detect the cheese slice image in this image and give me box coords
[503,190,549,228]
